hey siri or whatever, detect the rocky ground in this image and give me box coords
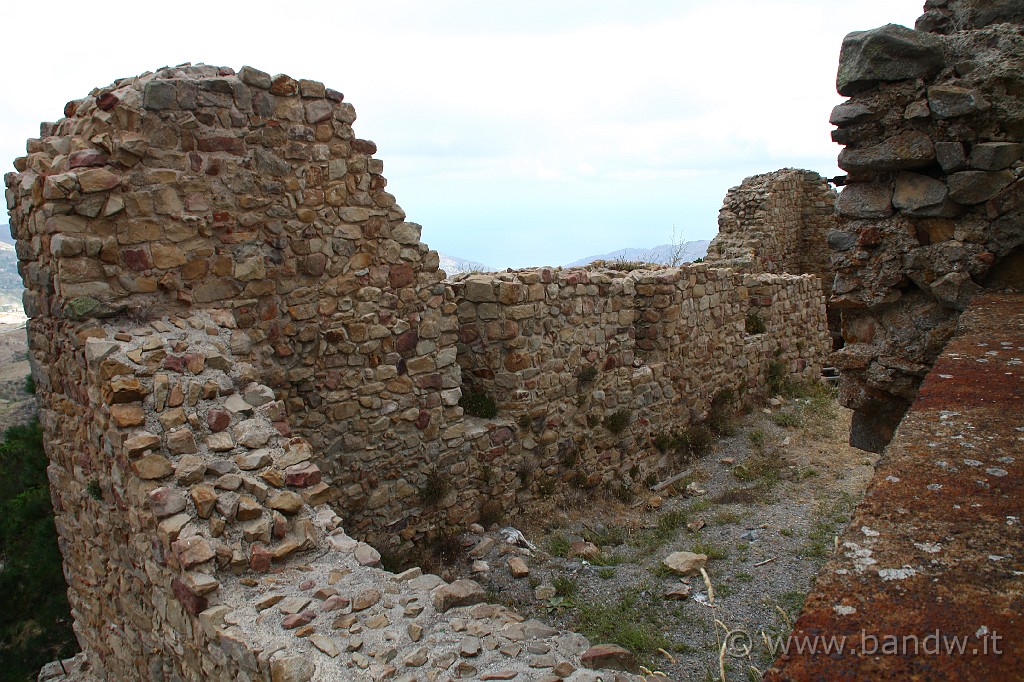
[0,317,34,434]
[444,383,877,681]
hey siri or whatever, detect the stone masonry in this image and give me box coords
[707,168,837,295]
[4,64,830,680]
[829,3,1024,451]
[706,169,841,348]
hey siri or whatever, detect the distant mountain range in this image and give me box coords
[437,252,495,275]
[564,240,710,267]
[1,224,14,247]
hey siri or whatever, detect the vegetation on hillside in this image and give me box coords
[0,420,77,681]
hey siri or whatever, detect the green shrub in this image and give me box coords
[553,575,579,597]
[420,469,448,507]
[23,375,35,395]
[604,409,631,435]
[578,365,598,385]
[459,391,497,418]
[478,499,504,527]
[0,420,78,678]
[766,360,787,395]
[86,479,102,501]
[745,311,767,334]
[548,533,571,558]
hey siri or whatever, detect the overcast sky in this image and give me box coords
[1,1,923,268]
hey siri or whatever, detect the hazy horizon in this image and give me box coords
[1,0,923,269]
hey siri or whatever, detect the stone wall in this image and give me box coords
[4,64,831,680]
[706,169,837,296]
[829,10,1024,451]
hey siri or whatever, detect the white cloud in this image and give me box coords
[1,0,924,267]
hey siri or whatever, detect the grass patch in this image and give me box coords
[691,539,728,560]
[547,533,571,558]
[478,499,504,527]
[582,525,627,547]
[731,450,785,490]
[575,589,672,662]
[712,486,768,505]
[771,411,802,428]
[800,493,855,558]
[687,498,713,515]
[578,365,598,386]
[748,429,766,448]
[552,575,579,598]
[652,424,716,465]
[636,508,689,553]
[713,510,742,525]
[597,567,616,580]
[778,589,807,615]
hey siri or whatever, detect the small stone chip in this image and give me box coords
[308,634,339,657]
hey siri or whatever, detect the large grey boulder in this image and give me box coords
[837,24,945,96]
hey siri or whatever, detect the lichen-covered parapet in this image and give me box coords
[829,10,1024,452]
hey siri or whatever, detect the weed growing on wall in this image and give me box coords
[459,391,497,418]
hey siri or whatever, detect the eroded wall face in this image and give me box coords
[829,16,1024,451]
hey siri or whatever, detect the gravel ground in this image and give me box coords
[450,387,878,681]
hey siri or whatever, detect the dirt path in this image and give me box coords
[452,384,877,680]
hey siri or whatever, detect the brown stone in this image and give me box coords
[508,557,529,578]
[270,74,298,96]
[173,536,215,569]
[108,378,147,404]
[662,551,708,576]
[581,644,639,673]
[125,432,161,457]
[149,487,186,518]
[432,580,486,613]
[284,461,321,488]
[110,403,145,427]
[77,168,120,193]
[166,428,198,454]
[69,150,109,168]
[197,137,245,155]
[207,408,231,432]
[282,611,316,629]
[191,485,218,518]
[351,588,381,611]
[132,454,173,480]
[267,490,303,514]
[171,577,209,616]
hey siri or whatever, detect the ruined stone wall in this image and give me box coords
[829,11,1024,451]
[706,169,837,296]
[5,64,832,680]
